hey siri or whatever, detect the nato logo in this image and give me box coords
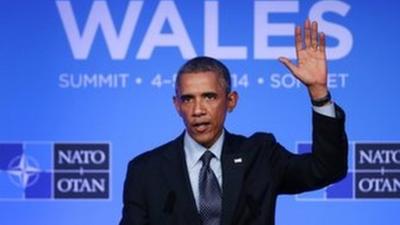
[295,142,400,201]
[0,142,110,200]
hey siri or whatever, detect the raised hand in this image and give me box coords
[279,19,328,100]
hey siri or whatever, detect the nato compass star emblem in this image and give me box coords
[7,154,41,188]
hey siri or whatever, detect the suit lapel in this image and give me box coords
[161,134,201,225]
[160,131,246,225]
[221,132,246,225]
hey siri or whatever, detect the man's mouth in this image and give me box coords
[193,122,210,133]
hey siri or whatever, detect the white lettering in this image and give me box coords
[270,73,301,89]
[136,1,196,59]
[59,73,129,88]
[309,1,353,59]
[254,1,298,59]
[359,149,400,164]
[359,178,400,193]
[56,1,143,59]
[57,0,353,60]
[270,73,348,89]
[57,178,106,193]
[204,1,247,59]
[58,150,106,165]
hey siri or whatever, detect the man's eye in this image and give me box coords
[181,96,192,103]
[204,94,217,100]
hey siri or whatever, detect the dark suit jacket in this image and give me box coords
[120,107,348,225]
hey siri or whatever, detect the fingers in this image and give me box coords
[289,20,326,61]
[319,32,326,54]
[304,19,311,48]
[295,26,302,58]
[302,20,325,51]
[311,21,318,49]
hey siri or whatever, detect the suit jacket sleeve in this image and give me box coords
[276,104,348,194]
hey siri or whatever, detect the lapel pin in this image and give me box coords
[234,158,242,164]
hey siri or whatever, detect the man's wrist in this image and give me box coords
[312,101,336,118]
[311,91,331,106]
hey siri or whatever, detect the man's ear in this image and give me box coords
[226,91,239,112]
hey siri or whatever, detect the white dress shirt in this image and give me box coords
[184,130,224,210]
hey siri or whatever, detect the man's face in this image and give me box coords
[174,71,238,148]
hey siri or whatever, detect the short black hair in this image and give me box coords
[175,56,232,94]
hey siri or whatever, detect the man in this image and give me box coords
[120,20,348,225]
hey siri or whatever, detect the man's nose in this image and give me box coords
[193,99,206,116]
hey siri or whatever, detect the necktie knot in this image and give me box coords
[201,151,214,167]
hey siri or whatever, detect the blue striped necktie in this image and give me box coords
[199,151,221,225]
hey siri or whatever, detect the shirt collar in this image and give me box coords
[184,130,224,169]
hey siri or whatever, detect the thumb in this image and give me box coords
[278,57,298,75]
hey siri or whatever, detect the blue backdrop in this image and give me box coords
[1,0,399,224]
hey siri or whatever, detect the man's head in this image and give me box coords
[175,56,232,95]
[173,56,238,148]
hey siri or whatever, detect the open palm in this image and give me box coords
[279,20,328,99]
